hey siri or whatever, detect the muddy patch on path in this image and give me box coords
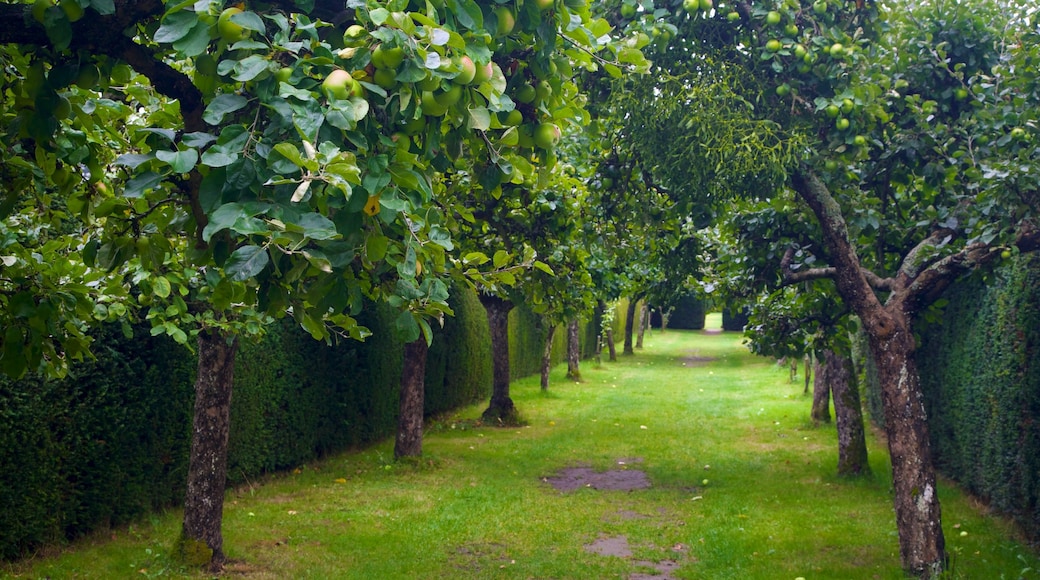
[584,536,683,579]
[678,354,717,366]
[543,463,651,492]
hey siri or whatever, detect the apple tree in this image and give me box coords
[605,0,1040,575]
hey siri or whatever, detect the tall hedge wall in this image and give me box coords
[859,253,1040,540]
[0,286,493,560]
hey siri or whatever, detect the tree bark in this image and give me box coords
[636,303,648,349]
[480,294,517,424]
[606,327,617,362]
[824,349,870,477]
[394,338,429,459]
[792,168,945,577]
[811,355,830,424]
[804,352,813,394]
[623,299,637,355]
[540,323,557,391]
[566,319,582,381]
[180,330,238,570]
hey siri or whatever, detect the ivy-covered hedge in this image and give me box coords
[0,286,493,560]
[860,253,1040,540]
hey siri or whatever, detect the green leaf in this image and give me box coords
[203,203,250,242]
[395,310,421,342]
[203,94,249,125]
[153,276,172,298]
[367,234,389,263]
[232,55,271,82]
[493,249,510,268]
[467,107,491,131]
[398,245,417,278]
[156,149,199,174]
[295,213,339,240]
[533,260,555,275]
[155,11,198,44]
[224,245,270,281]
[429,225,454,250]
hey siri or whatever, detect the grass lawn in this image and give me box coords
[5,314,1039,579]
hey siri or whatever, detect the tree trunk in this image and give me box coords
[180,330,238,570]
[566,319,582,381]
[394,338,429,459]
[804,351,813,394]
[811,355,830,424]
[540,323,557,391]
[661,308,671,331]
[636,303,648,349]
[480,294,517,424]
[623,299,637,355]
[870,324,946,576]
[606,327,617,362]
[824,348,870,477]
[792,168,945,577]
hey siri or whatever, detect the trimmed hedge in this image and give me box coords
[0,286,493,560]
[859,253,1040,540]
[650,294,706,330]
[722,307,750,331]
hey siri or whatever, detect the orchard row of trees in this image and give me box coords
[3,0,1038,577]
[0,0,681,570]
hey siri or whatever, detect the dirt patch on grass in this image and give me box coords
[543,466,651,492]
[584,536,683,579]
[678,355,717,366]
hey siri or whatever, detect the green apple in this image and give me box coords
[434,84,463,107]
[533,0,554,10]
[322,69,362,100]
[218,7,250,43]
[454,56,476,85]
[698,0,712,10]
[60,0,84,22]
[825,104,840,118]
[343,24,367,45]
[813,0,827,14]
[621,3,636,17]
[954,88,969,101]
[793,44,807,59]
[835,117,850,131]
[853,135,867,146]
[499,109,523,126]
[515,84,537,104]
[765,39,781,52]
[372,45,405,69]
[421,91,448,116]
[1010,127,1026,140]
[472,61,494,85]
[535,80,552,102]
[726,11,740,21]
[829,43,844,58]
[373,68,397,89]
[32,0,54,23]
[274,67,292,84]
[494,7,515,36]
[775,84,790,97]
[841,98,854,113]
[533,123,561,149]
[1001,249,1012,259]
[74,64,99,89]
[683,0,698,12]
[784,23,798,37]
[765,11,781,25]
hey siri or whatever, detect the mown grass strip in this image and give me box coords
[5,318,1038,579]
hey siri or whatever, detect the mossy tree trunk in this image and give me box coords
[636,303,648,349]
[623,298,638,355]
[792,168,946,577]
[480,294,517,423]
[811,354,831,424]
[566,319,582,381]
[540,323,557,391]
[394,338,428,459]
[825,349,870,477]
[180,329,238,570]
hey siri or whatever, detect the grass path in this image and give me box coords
[6,319,1039,579]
